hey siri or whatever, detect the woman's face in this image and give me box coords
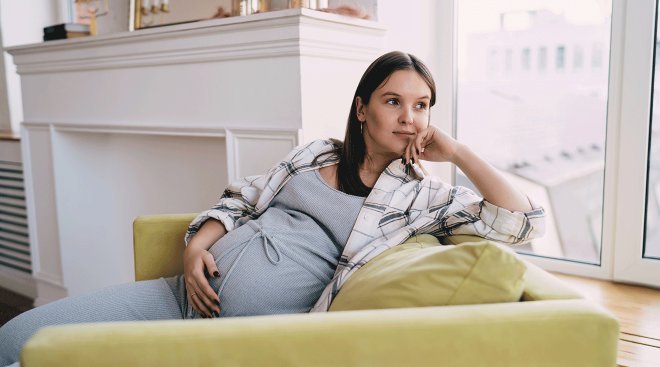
[357,69,431,161]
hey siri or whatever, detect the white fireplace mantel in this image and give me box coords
[7,8,385,305]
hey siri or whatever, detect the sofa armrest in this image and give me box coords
[21,299,619,367]
[520,260,583,301]
[133,213,198,281]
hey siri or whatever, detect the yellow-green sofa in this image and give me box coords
[20,214,620,367]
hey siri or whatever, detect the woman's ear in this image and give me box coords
[356,96,365,122]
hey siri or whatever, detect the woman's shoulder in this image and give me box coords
[293,139,338,154]
[285,139,339,163]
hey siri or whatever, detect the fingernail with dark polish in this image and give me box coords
[213,271,220,278]
[411,158,415,164]
[214,299,220,306]
[213,311,219,317]
[416,149,419,155]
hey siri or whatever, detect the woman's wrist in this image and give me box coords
[448,141,470,166]
[186,219,227,252]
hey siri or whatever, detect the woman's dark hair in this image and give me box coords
[314,51,437,196]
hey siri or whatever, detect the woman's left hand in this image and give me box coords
[404,125,461,164]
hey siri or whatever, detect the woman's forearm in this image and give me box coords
[452,143,533,213]
[187,218,227,251]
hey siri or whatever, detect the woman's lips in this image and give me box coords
[393,131,415,138]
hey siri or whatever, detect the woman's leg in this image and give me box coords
[0,278,184,367]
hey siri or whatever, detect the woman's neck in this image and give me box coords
[359,151,396,188]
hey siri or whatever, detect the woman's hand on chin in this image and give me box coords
[404,125,462,164]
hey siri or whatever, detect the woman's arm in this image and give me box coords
[406,125,532,213]
[183,219,226,318]
[451,143,532,213]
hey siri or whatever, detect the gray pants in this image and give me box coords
[0,277,186,367]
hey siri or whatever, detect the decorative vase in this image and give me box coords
[288,0,328,10]
[232,0,270,16]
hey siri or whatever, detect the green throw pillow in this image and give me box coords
[328,234,527,311]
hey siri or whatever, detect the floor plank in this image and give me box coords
[0,287,33,326]
[551,272,660,367]
[618,340,660,367]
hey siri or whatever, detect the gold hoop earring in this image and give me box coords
[361,121,364,133]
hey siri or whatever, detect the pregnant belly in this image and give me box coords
[205,221,333,318]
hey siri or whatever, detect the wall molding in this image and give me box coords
[22,120,303,139]
[8,8,385,75]
[226,128,300,184]
[0,265,36,299]
[34,277,68,307]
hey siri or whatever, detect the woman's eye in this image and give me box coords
[386,99,399,106]
[416,102,427,109]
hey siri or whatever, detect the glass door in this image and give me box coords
[452,0,660,286]
[455,1,613,268]
[611,0,660,287]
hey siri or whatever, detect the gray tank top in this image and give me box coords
[204,168,366,317]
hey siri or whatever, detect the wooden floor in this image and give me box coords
[1,275,660,366]
[0,287,33,326]
[551,272,660,367]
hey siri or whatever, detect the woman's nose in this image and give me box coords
[399,108,413,124]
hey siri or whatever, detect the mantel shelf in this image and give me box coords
[7,8,385,75]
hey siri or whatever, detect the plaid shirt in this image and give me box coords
[186,139,546,312]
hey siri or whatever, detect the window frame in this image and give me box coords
[444,0,660,287]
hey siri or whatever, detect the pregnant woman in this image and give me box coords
[0,51,544,366]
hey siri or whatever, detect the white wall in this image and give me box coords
[0,15,10,131]
[377,0,452,182]
[0,0,60,133]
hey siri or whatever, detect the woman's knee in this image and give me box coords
[0,309,40,366]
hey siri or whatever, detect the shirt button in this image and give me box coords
[364,214,372,221]
[373,189,380,195]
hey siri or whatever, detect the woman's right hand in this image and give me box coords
[183,243,221,318]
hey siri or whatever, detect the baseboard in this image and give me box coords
[0,265,37,300]
[34,277,68,307]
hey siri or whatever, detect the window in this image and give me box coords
[645,9,660,260]
[556,45,565,71]
[538,47,547,73]
[489,49,498,73]
[521,48,531,72]
[505,49,513,74]
[457,3,611,265]
[452,0,660,288]
[573,44,584,71]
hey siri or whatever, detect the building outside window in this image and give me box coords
[592,42,603,69]
[457,3,611,264]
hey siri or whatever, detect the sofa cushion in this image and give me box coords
[328,234,527,311]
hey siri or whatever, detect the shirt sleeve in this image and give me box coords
[185,155,288,245]
[415,177,546,245]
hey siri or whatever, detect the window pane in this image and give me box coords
[456,2,613,264]
[644,1,660,260]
